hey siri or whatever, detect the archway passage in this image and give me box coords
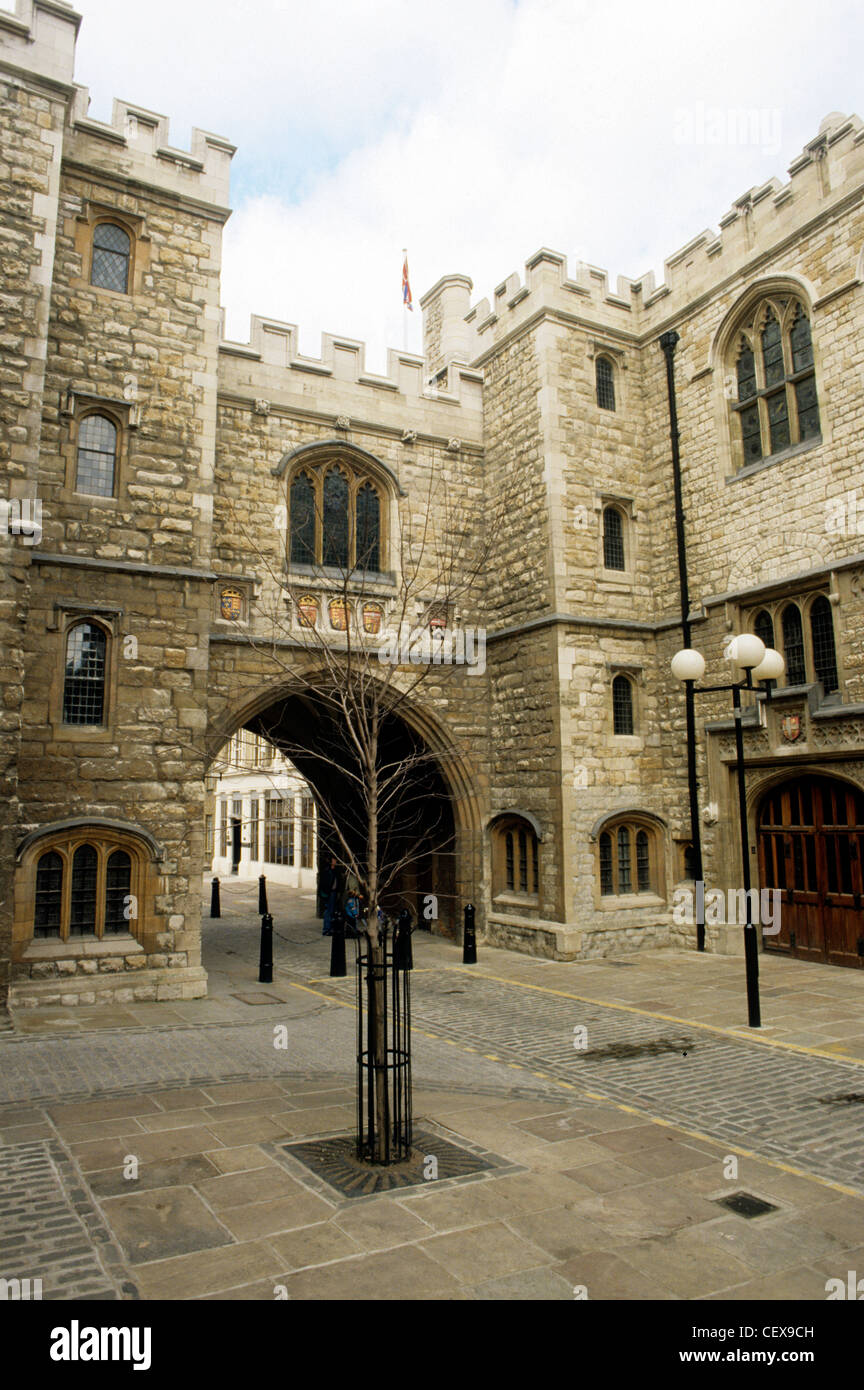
[758,775,864,968]
[242,687,458,934]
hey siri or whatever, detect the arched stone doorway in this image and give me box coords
[758,773,864,968]
[207,675,481,938]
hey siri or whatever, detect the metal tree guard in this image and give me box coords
[355,915,412,1165]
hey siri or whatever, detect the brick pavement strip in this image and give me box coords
[0,1140,136,1301]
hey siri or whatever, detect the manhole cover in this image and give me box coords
[713,1191,778,1219]
[231,991,285,1005]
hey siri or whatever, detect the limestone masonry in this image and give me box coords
[3,0,864,1007]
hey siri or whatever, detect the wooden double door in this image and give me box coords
[758,774,864,968]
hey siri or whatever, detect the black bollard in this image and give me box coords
[210,877,221,919]
[258,874,268,916]
[329,906,346,978]
[462,902,477,964]
[394,908,413,970]
[258,912,273,983]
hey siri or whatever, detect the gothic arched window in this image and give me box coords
[492,816,540,901]
[287,458,385,574]
[809,595,838,694]
[595,356,616,411]
[781,604,806,686]
[91,222,131,293]
[289,472,315,565]
[63,622,107,726]
[76,414,117,497]
[597,817,661,897]
[729,296,820,468]
[70,844,98,935]
[34,850,63,938]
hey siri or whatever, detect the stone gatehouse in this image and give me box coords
[3,0,864,1008]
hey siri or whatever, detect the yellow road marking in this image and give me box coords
[448,966,864,1066]
[283,978,864,1201]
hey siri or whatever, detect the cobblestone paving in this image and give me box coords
[0,1140,135,1301]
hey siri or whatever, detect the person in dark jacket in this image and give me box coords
[321,857,344,936]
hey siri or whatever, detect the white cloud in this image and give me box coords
[71,0,863,371]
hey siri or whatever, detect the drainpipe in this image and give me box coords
[660,330,705,951]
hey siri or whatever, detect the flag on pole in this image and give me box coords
[402,251,413,311]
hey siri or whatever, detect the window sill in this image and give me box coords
[22,934,143,960]
[726,435,822,483]
[286,564,397,590]
[597,893,665,911]
[492,892,540,909]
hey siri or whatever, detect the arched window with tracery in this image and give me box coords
[287,456,385,574]
[491,815,540,902]
[22,830,149,944]
[729,295,820,468]
[597,816,662,898]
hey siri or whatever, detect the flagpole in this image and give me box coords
[402,247,409,352]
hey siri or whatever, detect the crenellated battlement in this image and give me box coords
[65,87,235,211]
[0,0,80,89]
[219,314,484,413]
[424,112,864,364]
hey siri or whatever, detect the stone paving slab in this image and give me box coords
[3,1071,864,1301]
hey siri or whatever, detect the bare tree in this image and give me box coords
[220,467,508,1160]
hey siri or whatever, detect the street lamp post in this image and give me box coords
[671,636,785,1028]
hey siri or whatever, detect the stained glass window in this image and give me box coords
[322,469,349,569]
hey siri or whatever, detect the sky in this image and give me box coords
[60,0,864,372]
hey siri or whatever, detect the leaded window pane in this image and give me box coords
[104,849,131,934]
[810,595,838,694]
[736,341,757,401]
[789,306,814,372]
[518,830,528,891]
[505,832,514,891]
[322,469,349,569]
[70,844,98,935]
[636,830,650,892]
[617,825,631,893]
[603,507,625,570]
[356,481,380,572]
[612,675,634,736]
[794,375,820,441]
[782,604,806,685]
[739,404,762,464]
[766,389,790,454]
[599,833,612,895]
[76,414,116,497]
[63,623,106,725]
[34,850,63,938]
[761,311,785,386]
[596,357,616,411]
[91,223,130,293]
[753,609,774,649]
[289,473,315,565]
